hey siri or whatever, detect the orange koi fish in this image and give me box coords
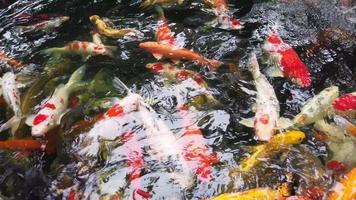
[206,0,243,30]
[139,41,223,71]
[263,27,311,87]
[155,6,176,45]
[327,167,356,200]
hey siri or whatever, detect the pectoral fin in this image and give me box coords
[277,117,293,129]
[265,65,284,77]
[25,115,35,126]
[153,53,163,60]
[239,117,254,128]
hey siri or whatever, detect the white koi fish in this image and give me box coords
[293,86,339,126]
[26,66,86,137]
[240,53,292,141]
[0,72,22,135]
[41,40,117,59]
[17,16,70,33]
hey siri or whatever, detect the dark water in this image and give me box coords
[0,0,355,199]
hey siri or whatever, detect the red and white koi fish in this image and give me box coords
[16,16,69,33]
[26,66,86,137]
[0,72,22,135]
[263,27,311,87]
[240,53,292,141]
[41,41,117,58]
[332,92,356,117]
[178,105,219,182]
[155,6,176,46]
[206,0,243,30]
[293,86,339,126]
[139,41,223,71]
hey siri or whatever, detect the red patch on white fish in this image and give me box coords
[266,30,311,87]
[156,19,176,46]
[179,106,219,182]
[33,114,48,125]
[44,103,56,110]
[327,160,347,175]
[332,93,356,112]
[259,114,270,124]
[176,70,190,80]
[133,188,151,200]
[151,63,164,73]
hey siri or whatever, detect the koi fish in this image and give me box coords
[263,27,311,87]
[205,0,243,30]
[139,41,223,71]
[333,115,356,137]
[140,0,184,9]
[178,106,219,182]
[314,120,356,168]
[155,6,176,45]
[0,72,22,135]
[16,16,69,33]
[239,53,292,141]
[89,15,143,39]
[332,92,356,117]
[293,86,339,126]
[41,40,117,58]
[233,131,305,172]
[0,51,25,68]
[26,66,86,137]
[211,184,290,200]
[327,167,356,200]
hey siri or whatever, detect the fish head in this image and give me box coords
[89,15,100,23]
[117,93,143,115]
[277,131,305,145]
[323,86,339,100]
[61,16,70,23]
[254,114,276,141]
[146,63,164,73]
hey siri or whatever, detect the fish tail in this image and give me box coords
[0,115,21,135]
[247,52,261,79]
[65,65,87,92]
[39,47,65,56]
[201,58,223,71]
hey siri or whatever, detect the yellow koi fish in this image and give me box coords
[235,131,305,172]
[327,167,356,200]
[89,15,143,39]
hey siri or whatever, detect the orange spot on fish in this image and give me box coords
[151,63,163,72]
[134,188,151,199]
[193,75,205,85]
[315,131,328,142]
[176,70,190,80]
[82,42,88,50]
[44,103,56,110]
[106,104,124,117]
[71,42,80,50]
[33,114,48,125]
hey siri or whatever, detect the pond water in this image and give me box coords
[0,0,355,199]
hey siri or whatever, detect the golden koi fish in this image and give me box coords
[89,15,143,39]
[327,168,356,200]
[234,131,305,172]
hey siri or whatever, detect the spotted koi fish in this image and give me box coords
[16,16,69,33]
[240,53,292,141]
[155,6,176,45]
[139,41,223,71]
[26,66,86,137]
[327,167,356,200]
[178,106,219,182]
[0,51,25,68]
[89,15,143,39]
[232,131,305,172]
[332,92,356,117]
[293,86,339,126]
[41,40,117,58]
[206,0,243,30]
[0,72,22,135]
[140,0,184,9]
[263,27,311,87]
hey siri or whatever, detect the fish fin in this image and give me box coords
[112,77,132,94]
[25,115,35,126]
[39,47,66,57]
[265,65,284,77]
[239,117,254,128]
[251,103,257,113]
[171,59,180,64]
[57,109,71,125]
[0,116,21,135]
[277,117,293,129]
[105,45,118,57]
[65,66,87,92]
[153,53,163,60]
